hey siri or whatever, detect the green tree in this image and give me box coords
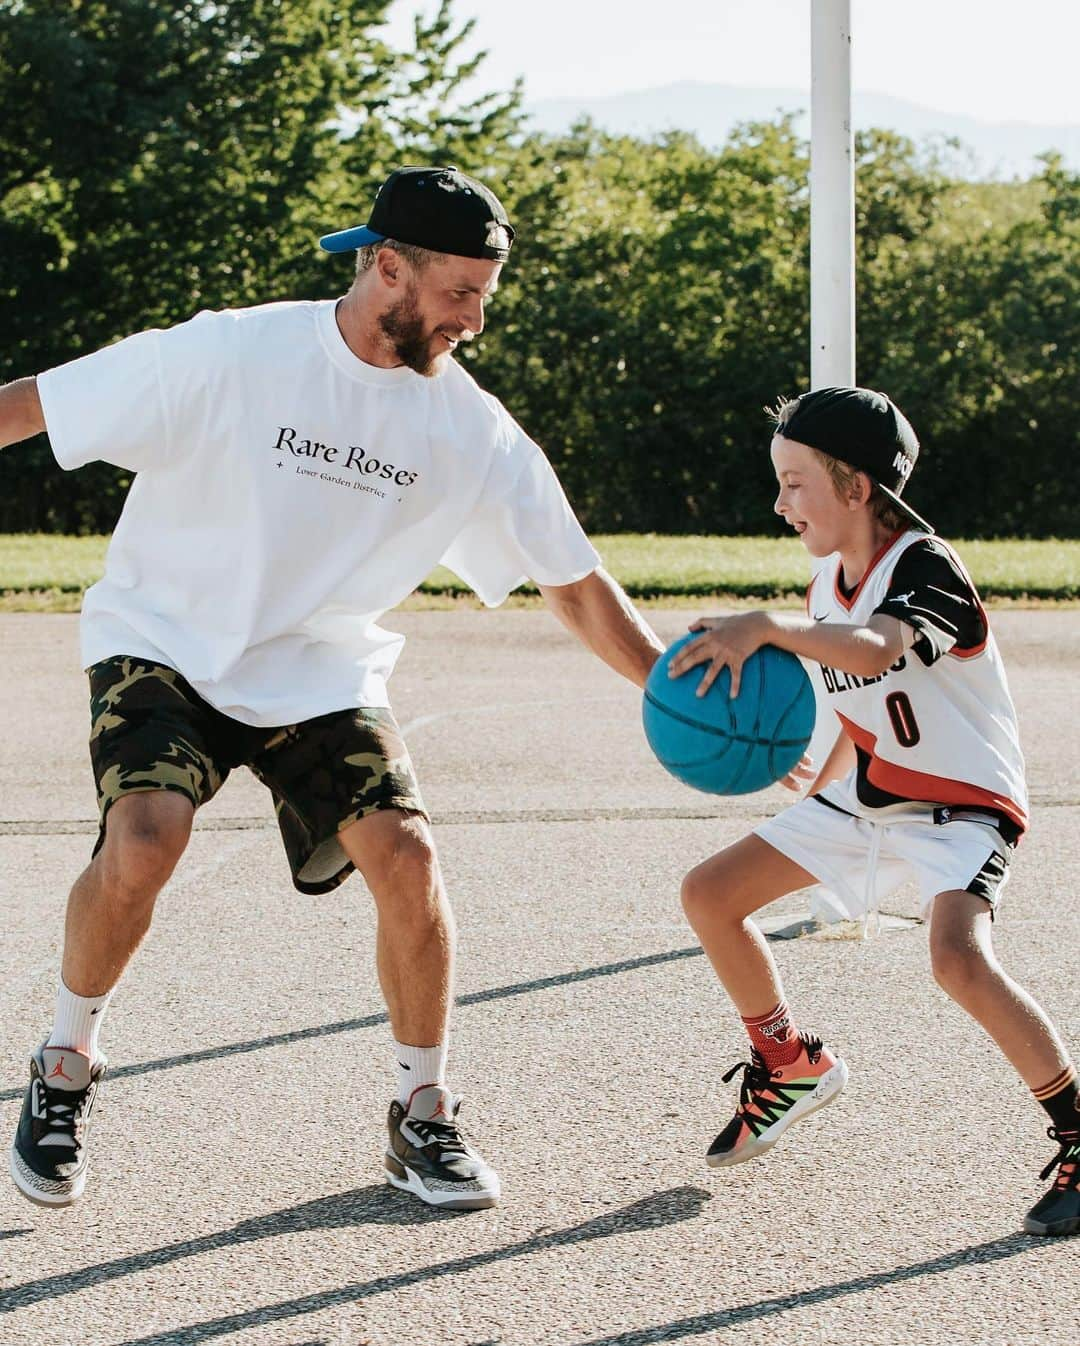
[0,0,519,530]
[3,4,1074,541]
[854,143,1077,536]
[463,118,812,535]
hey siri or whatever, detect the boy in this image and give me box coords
[668,386,1078,1237]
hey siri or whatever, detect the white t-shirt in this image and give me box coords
[37,300,600,726]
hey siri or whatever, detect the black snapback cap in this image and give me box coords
[776,386,933,534]
[319,165,514,261]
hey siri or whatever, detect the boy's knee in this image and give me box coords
[681,864,736,924]
[930,930,989,997]
[930,891,998,998]
[680,866,707,919]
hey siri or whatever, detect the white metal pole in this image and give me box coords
[810,0,855,388]
[807,3,855,928]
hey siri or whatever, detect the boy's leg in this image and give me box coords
[929,889,1072,1087]
[930,890,1078,1236]
[681,833,849,1167]
[682,833,814,1018]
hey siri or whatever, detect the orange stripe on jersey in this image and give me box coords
[948,638,989,660]
[832,531,907,611]
[836,713,1029,833]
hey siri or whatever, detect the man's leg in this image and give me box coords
[63,791,195,996]
[681,832,849,1167]
[338,809,453,1049]
[929,891,1078,1236]
[338,808,498,1210]
[11,790,194,1207]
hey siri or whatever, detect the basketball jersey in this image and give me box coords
[807,530,1028,837]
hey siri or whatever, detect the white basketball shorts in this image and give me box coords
[755,795,1013,922]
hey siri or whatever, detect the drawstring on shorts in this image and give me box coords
[861,823,886,940]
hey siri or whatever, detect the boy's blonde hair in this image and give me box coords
[768,397,907,533]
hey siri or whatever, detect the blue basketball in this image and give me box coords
[642,635,816,795]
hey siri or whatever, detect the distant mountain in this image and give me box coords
[524,82,1080,180]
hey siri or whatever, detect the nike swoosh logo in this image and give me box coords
[813,614,827,622]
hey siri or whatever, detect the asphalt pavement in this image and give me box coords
[0,608,1077,1346]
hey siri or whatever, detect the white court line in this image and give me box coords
[400,695,619,737]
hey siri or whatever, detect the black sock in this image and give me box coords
[1033,1066,1080,1133]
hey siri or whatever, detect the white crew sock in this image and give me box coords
[393,1037,448,1107]
[46,979,114,1065]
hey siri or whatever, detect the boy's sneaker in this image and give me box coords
[10,1044,107,1208]
[707,1033,848,1168]
[1023,1127,1080,1237]
[385,1084,500,1211]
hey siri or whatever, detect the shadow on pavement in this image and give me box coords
[0,1182,451,1313]
[0,948,706,1103]
[575,1232,1055,1344]
[3,1185,710,1342]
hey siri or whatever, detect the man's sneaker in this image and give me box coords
[385,1084,500,1211]
[707,1033,848,1168]
[10,1044,107,1208]
[1023,1128,1080,1237]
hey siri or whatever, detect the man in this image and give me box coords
[0,165,664,1212]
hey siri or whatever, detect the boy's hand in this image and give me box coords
[668,611,774,697]
[779,752,816,792]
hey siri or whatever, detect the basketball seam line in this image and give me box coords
[642,690,809,746]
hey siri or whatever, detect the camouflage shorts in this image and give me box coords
[87,657,428,894]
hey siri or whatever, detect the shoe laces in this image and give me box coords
[1040,1127,1080,1188]
[406,1100,471,1158]
[721,1033,825,1108]
[34,1077,93,1151]
[722,1050,774,1106]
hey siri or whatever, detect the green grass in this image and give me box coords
[1,532,1077,612]
[0,534,110,594]
[423,535,1080,602]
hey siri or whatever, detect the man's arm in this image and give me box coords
[0,378,45,450]
[538,567,665,689]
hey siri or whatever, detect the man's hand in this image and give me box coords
[667,610,774,698]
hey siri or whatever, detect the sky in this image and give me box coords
[382,0,1080,126]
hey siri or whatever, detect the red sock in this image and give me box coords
[742,999,802,1069]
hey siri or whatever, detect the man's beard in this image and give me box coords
[378,288,450,377]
